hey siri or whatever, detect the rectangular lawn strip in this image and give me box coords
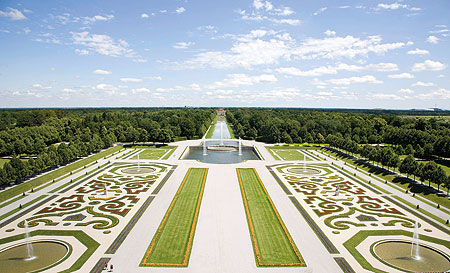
[266,147,313,161]
[0,194,48,222]
[140,168,208,267]
[0,145,122,203]
[237,168,305,267]
[132,146,177,160]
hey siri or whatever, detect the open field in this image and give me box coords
[237,168,304,267]
[266,147,312,161]
[141,168,208,267]
[132,146,177,160]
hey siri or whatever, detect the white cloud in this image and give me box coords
[71,32,135,57]
[173,42,195,49]
[398,88,414,94]
[429,29,449,34]
[366,63,398,71]
[313,7,327,16]
[120,78,142,83]
[324,30,336,37]
[0,8,26,20]
[240,1,299,25]
[407,48,429,55]
[132,58,148,63]
[377,3,420,11]
[276,62,396,77]
[327,75,383,85]
[416,88,450,100]
[31,84,51,90]
[378,3,407,10]
[426,35,439,44]
[132,87,150,94]
[141,13,149,19]
[253,0,273,11]
[370,93,403,100]
[412,60,447,71]
[176,7,185,14]
[412,81,435,87]
[75,49,90,55]
[92,69,112,75]
[159,10,167,13]
[83,15,114,24]
[206,74,277,89]
[145,76,162,81]
[177,32,405,70]
[294,35,405,60]
[388,73,414,79]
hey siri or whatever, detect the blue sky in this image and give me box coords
[0,0,449,109]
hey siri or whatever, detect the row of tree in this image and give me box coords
[0,108,216,186]
[226,108,450,158]
[326,134,450,194]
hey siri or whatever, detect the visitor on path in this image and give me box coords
[110,264,114,272]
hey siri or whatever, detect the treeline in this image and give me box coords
[327,135,450,193]
[226,108,450,158]
[0,108,215,186]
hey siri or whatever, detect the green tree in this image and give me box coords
[399,154,418,180]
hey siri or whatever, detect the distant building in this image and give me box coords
[216,109,226,116]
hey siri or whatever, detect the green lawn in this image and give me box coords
[266,147,311,161]
[132,146,177,160]
[226,122,236,139]
[0,158,9,168]
[237,168,304,267]
[0,145,123,203]
[140,168,208,267]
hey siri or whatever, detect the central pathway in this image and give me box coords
[108,147,342,272]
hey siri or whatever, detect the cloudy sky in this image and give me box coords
[0,0,449,109]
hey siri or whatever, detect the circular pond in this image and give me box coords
[0,240,69,273]
[288,167,321,175]
[121,166,155,174]
[373,240,450,272]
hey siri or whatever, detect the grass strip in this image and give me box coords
[178,146,189,160]
[237,168,305,267]
[0,194,26,209]
[0,195,48,222]
[267,148,311,161]
[49,162,110,193]
[132,146,177,160]
[253,146,265,160]
[226,121,236,138]
[392,195,449,226]
[205,124,216,138]
[0,145,122,203]
[161,147,177,160]
[140,168,208,267]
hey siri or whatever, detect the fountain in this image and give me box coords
[203,137,207,156]
[411,221,420,260]
[24,220,35,261]
[238,137,242,156]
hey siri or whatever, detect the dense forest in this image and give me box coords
[226,108,450,193]
[0,108,215,187]
[1,107,450,192]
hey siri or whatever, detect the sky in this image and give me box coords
[0,0,449,109]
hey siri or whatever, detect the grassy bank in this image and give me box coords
[237,168,304,267]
